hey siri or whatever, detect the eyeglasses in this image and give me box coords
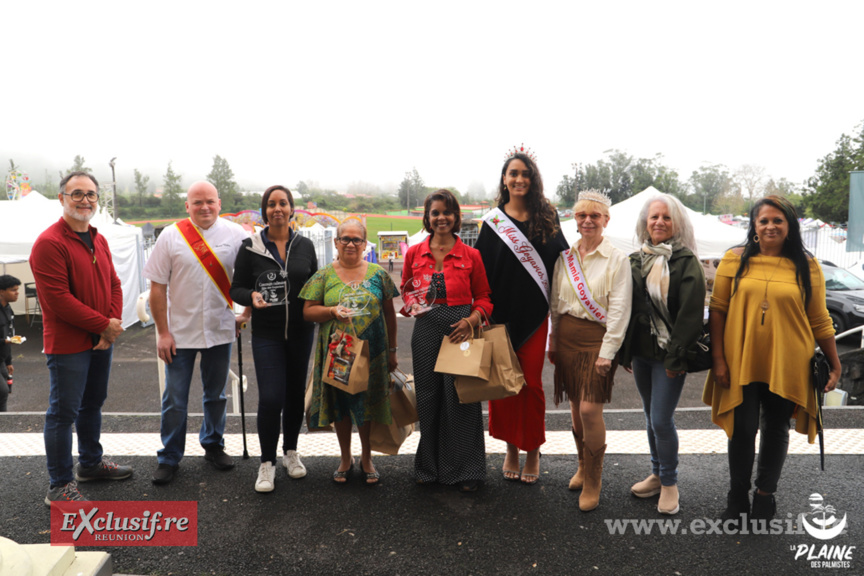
[63,191,100,202]
[337,236,365,246]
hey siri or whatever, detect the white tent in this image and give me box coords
[560,186,746,259]
[0,191,145,328]
[408,228,429,246]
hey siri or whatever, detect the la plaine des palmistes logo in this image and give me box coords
[791,493,855,568]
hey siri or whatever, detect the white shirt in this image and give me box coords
[144,217,248,348]
[549,236,633,360]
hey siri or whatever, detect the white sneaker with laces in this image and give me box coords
[255,462,276,493]
[283,450,307,479]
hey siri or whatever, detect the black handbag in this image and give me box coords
[811,351,831,393]
[645,292,712,373]
[810,351,830,471]
[685,327,712,373]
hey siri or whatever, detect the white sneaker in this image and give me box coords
[283,450,307,479]
[255,462,276,493]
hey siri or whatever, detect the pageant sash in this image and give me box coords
[560,249,607,325]
[176,218,233,308]
[483,207,549,302]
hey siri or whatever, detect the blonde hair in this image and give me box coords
[572,199,610,217]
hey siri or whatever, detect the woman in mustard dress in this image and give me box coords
[704,195,841,524]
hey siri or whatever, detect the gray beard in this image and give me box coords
[64,205,95,223]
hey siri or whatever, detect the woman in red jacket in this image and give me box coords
[401,189,493,492]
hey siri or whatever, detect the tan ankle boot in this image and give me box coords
[631,474,661,498]
[569,430,585,491]
[579,444,606,512]
[658,484,680,515]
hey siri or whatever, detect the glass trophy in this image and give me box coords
[337,281,371,317]
[402,274,438,316]
[256,270,289,307]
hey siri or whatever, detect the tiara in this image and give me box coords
[577,189,612,207]
[505,143,537,162]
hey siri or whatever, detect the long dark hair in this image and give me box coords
[496,153,559,244]
[732,195,813,306]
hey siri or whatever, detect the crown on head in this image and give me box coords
[505,143,537,163]
[577,189,612,207]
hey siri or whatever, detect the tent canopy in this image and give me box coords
[560,186,746,259]
[0,191,145,327]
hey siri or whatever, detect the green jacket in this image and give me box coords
[619,247,706,372]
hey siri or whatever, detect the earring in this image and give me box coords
[753,234,759,243]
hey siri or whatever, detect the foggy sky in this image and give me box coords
[3,1,863,198]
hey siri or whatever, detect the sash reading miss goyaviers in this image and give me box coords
[176,218,233,308]
[560,249,607,325]
[482,207,549,302]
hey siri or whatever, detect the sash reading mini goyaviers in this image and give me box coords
[176,218,233,308]
[560,248,607,325]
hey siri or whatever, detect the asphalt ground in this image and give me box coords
[2,262,864,575]
[3,312,716,418]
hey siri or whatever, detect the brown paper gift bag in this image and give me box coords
[454,323,525,404]
[304,372,333,433]
[370,420,414,455]
[433,331,492,381]
[389,369,419,427]
[322,322,370,395]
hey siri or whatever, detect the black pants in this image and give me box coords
[251,326,315,463]
[728,382,795,494]
[0,364,9,412]
[0,378,8,412]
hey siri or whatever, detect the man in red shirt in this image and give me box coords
[30,171,132,505]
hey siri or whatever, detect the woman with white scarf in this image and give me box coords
[619,194,705,515]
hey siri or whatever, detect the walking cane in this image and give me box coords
[237,325,250,459]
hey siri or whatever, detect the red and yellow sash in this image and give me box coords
[176,218,233,308]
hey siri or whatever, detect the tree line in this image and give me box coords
[6,122,861,223]
[9,155,261,221]
[555,121,864,224]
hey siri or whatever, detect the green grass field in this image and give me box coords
[364,215,423,240]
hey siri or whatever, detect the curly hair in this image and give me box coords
[496,153,559,244]
[732,195,813,306]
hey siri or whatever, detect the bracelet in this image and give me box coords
[389,347,398,352]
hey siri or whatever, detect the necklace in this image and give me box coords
[759,256,784,325]
[431,240,455,253]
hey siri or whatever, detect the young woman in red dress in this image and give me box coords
[475,147,568,484]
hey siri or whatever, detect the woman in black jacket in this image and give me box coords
[230,185,318,493]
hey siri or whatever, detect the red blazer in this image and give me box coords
[30,218,123,354]
[400,236,492,319]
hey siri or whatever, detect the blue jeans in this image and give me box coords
[632,356,686,486]
[44,347,113,487]
[158,343,232,466]
[252,327,314,463]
